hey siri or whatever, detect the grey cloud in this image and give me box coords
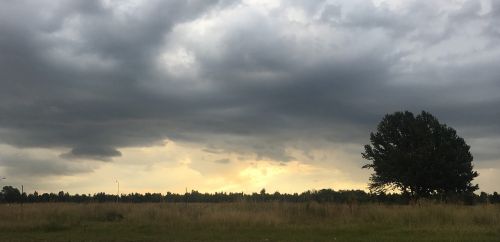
[0,154,93,177]
[0,0,224,160]
[61,145,122,161]
[0,0,499,166]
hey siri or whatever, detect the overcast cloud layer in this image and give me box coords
[1,0,499,193]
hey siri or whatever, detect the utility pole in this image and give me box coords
[21,185,24,208]
[185,187,188,207]
[115,179,120,203]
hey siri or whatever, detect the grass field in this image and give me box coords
[0,202,499,241]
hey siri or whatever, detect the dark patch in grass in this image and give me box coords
[41,221,70,232]
[103,211,124,222]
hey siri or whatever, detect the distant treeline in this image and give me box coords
[1,186,499,205]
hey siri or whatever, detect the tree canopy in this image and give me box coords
[1,186,22,203]
[362,111,478,199]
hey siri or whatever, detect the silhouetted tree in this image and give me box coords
[362,111,478,199]
[478,192,489,203]
[2,185,498,204]
[1,186,22,203]
[490,192,500,204]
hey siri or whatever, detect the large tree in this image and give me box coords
[362,111,478,198]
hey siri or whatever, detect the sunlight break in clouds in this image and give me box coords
[0,0,499,194]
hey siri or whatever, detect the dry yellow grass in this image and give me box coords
[0,202,499,241]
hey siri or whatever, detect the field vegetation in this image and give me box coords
[1,202,499,241]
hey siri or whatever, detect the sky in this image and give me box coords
[0,0,499,195]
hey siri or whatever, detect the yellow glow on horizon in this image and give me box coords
[0,140,373,194]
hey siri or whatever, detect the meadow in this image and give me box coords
[0,202,499,242]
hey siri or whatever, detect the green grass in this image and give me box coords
[0,202,499,241]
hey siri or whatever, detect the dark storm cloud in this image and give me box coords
[0,0,499,165]
[0,153,93,177]
[0,0,225,159]
[60,145,122,161]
